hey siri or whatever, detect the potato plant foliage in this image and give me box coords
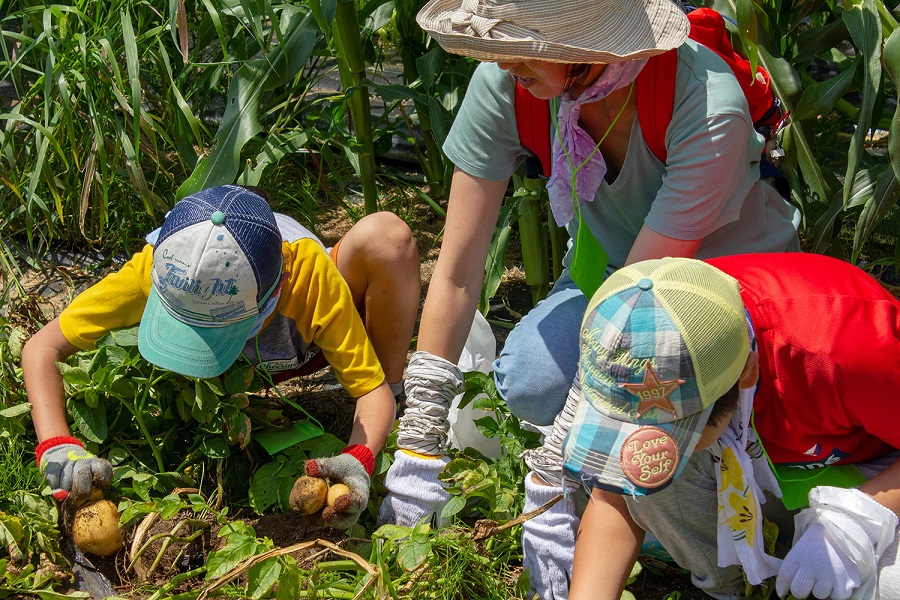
[0,316,556,598]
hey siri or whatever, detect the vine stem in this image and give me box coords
[121,366,166,472]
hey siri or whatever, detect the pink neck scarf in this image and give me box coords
[546,58,647,226]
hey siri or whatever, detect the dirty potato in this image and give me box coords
[289,476,328,515]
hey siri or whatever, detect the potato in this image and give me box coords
[72,499,124,557]
[326,483,351,511]
[289,476,328,515]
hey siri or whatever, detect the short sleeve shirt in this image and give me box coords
[443,41,801,269]
[707,253,900,466]
[59,215,384,398]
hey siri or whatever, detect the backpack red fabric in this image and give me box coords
[516,7,783,175]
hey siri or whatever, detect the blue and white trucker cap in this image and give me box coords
[138,185,283,378]
[563,258,750,496]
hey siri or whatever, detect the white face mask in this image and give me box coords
[247,290,280,339]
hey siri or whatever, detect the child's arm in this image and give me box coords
[347,381,396,457]
[569,487,644,600]
[22,317,113,501]
[301,383,395,529]
[860,458,900,517]
[22,317,80,441]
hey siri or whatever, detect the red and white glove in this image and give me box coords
[36,436,112,502]
[776,486,898,599]
[304,444,373,529]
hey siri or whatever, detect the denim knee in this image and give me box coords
[492,274,587,426]
[493,353,571,425]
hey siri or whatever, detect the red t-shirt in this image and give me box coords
[706,253,900,466]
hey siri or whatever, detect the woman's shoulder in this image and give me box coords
[672,39,747,115]
[468,62,516,98]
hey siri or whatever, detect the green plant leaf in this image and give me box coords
[109,327,140,347]
[58,363,90,387]
[200,437,231,459]
[842,0,882,206]
[70,400,107,443]
[205,538,258,579]
[473,416,500,439]
[299,433,345,458]
[396,533,433,571]
[853,168,900,261]
[735,0,759,74]
[884,26,900,182]
[178,6,317,198]
[794,64,856,120]
[249,461,284,513]
[247,556,282,599]
[440,494,466,522]
[275,566,301,600]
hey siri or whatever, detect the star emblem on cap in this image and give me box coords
[621,362,683,418]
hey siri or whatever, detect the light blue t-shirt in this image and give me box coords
[443,40,801,269]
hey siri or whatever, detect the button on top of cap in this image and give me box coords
[637,278,653,291]
[210,211,226,225]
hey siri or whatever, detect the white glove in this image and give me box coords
[776,486,898,600]
[379,351,462,527]
[378,450,451,527]
[522,472,578,600]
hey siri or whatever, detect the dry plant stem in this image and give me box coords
[128,487,201,577]
[128,519,208,578]
[197,538,377,600]
[399,561,431,595]
[396,496,562,594]
[128,511,160,576]
[472,494,564,541]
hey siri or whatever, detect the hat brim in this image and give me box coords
[138,284,254,379]
[563,385,712,496]
[416,0,689,64]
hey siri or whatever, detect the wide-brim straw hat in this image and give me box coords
[416,0,690,64]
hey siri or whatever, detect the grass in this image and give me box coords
[0,435,40,500]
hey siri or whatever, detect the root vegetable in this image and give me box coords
[73,499,124,557]
[289,476,328,515]
[326,483,351,511]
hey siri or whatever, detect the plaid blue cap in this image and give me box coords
[563,258,750,496]
[138,185,284,378]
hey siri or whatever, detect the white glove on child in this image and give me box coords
[522,472,578,600]
[379,351,463,527]
[776,486,899,600]
[378,450,451,527]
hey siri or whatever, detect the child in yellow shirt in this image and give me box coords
[23,185,419,528]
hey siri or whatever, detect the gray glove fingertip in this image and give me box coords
[93,458,113,489]
[70,459,95,499]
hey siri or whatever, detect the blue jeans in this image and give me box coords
[493,271,588,426]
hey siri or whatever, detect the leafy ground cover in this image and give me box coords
[0,198,729,600]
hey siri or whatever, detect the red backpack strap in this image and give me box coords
[636,50,677,164]
[514,82,553,177]
[686,7,780,128]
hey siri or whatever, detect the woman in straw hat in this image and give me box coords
[378,1,800,598]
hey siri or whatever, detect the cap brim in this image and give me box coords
[419,34,677,64]
[138,284,254,379]
[416,0,688,64]
[563,386,712,496]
